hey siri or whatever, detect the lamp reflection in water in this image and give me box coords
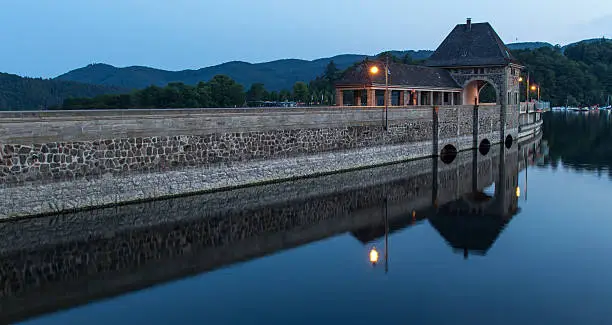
[369,247,379,264]
[369,198,389,273]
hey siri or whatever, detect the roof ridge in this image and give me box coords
[425,21,520,67]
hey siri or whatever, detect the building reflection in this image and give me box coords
[0,133,544,324]
[353,133,543,260]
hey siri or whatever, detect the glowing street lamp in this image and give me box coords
[519,72,531,102]
[369,56,390,131]
[530,85,541,102]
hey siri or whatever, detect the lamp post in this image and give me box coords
[370,56,390,131]
[519,71,530,102]
[530,85,541,112]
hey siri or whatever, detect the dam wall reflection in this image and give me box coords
[0,132,542,324]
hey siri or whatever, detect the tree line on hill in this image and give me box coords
[2,40,612,110]
[513,39,612,106]
[57,52,420,110]
[0,72,126,111]
[57,40,612,110]
[57,75,326,110]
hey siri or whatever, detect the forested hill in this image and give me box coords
[0,73,127,111]
[2,39,611,110]
[54,43,553,91]
[54,51,433,91]
[513,39,612,106]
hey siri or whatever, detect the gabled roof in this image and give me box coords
[336,60,461,89]
[427,196,514,256]
[426,21,521,67]
[428,213,510,255]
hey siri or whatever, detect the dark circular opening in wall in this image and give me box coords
[440,144,458,164]
[505,135,514,149]
[478,139,491,155]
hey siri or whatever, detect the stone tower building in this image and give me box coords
[426,18,523,142]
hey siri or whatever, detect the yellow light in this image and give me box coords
[516,186,521,198]
[412,210,416,218]
[530,85,537,91]
[369,248,379,264]
[519,77,523,82]
[370,66,379,74]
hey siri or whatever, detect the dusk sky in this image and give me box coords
[2,0,611,78]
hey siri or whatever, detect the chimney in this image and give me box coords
[466,18,472,31]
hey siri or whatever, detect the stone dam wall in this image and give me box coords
[0,105,523,218]
[0,137,546,324]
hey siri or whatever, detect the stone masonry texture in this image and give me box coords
[0,106,529,218]
[0,138,547,324]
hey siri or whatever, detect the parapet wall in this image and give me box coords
[0,105,520,218]
[0,108,432,184]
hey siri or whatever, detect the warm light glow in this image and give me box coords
[516,186,521,198]
[519,77,523,82]
[370,66,380,74]
[369,248,379,264]
[530,85,537,91]
[412,210,416,218]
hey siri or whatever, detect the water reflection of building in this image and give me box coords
[0,133,542,324]
[354,133,543,259]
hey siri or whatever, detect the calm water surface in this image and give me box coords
[10,112,612,324]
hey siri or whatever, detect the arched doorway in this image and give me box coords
[462,79,499,105]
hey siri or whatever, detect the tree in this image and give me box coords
[137,85,162,108]
[292,82,309,103]
[207,75,245,107]
[246,83,267,103]
[196,81,212,107]
[268,90,279,102]
[402,53,416,65]
[55,75,248,109]
[279,89,291,101]
[324,60,340,82]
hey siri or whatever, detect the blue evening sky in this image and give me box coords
[1,0,611,78]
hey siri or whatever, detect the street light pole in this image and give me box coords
[526,72,530,102]
[369,57,390,131]
[384,55,389,131]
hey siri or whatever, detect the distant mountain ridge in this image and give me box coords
[507,42,554,50]
[54,42,558,91]
[55,51,433,91]
[0,72,127,111]
[1,39,604,110]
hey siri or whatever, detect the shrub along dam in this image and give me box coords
[0,19,543,218]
